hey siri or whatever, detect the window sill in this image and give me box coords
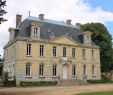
[91,58,95,61]
[92,75,96,77]
[25,76,32,78]
[72,75,77,78]
[52,76,58,78]
[82,58,86,60]
[39,56,45,58]
[39,76,45,78]
[26,55,32,57]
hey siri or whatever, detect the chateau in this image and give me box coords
[3,14,101,86]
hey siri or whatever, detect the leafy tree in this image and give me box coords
[0,54,3,76]
[81,23,113,72]
[0,0,7,24]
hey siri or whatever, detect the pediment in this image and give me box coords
[50,35,80,46]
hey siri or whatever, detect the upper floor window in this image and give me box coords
[82,49,86,59]
[34,28,38,37]
[27,44,31,56]
[53,65,57,76]
[83,65,87,76]
[53,46,57,57]
[40,45,44,56]
[26,63,31,76]
[39,64,44,76]
[63,47,67,57]
[72,48,76,58]
[91,50,94,59]
[72,65,76,76]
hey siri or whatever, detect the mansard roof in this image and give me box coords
[16,16,97,47]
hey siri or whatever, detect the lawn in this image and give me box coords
[76,91,113,95]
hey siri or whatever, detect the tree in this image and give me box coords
[0,0,7,24]
[0,54,3,76]
[81,23,113,72]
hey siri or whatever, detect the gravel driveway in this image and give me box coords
[0,84,113,95]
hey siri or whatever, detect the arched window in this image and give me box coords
[26,63,31,76]
[53,65,57,76]
[39,64,44,76]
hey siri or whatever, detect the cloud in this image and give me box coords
[0,0,113,56]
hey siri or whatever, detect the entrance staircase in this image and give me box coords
[57,79,88,86]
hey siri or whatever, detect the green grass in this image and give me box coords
[75,91,113,95]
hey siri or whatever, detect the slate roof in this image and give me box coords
[17,16,97,47]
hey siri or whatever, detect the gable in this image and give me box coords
[50,36,79,46]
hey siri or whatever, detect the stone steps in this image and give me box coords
[57,79,88,86]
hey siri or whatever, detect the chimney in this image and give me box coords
[39,14,44,20]
[66,19,71,25]
[76,23,81,29]
[16,14,22,28]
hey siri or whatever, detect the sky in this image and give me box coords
[0,0,113,57]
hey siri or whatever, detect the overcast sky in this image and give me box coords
[0,0,113,57]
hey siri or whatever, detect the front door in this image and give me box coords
[63,65,67,79]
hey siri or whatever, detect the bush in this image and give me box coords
[2,72,8,87]
[87,79,112,84]
[20,81,57,87]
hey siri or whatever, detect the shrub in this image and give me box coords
[2,72,8,87]
[20,81,57,87]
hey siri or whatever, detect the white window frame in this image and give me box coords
[53,46,57,57]
[40,45,44,56]
[83,65,87,76]
[39,64,44,76]
[72,65,77,77]
[25,63,31,77]
[63,47,67,57]
[72,48,76,58]
[26,43,31,56]
[92,65,96,76]
[91,50,94,59]
[82,49,86,59]
[53,65,57,76]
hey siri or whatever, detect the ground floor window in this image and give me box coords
[39,64,44,76]
[26,63,31,76]
[53,65,57,76]
[83,65,87,76]
[92,65,96,76]
[72,65,76,76]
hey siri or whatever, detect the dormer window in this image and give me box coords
[34,27,38,37]
[31,23,41,39]
[82,31,92,46]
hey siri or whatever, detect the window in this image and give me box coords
[63,47,67,57]
[26,63,31,76]
[83,65,87,76]
[39,64,44,76]
[27,44,31,56]
[72,65,76,76]
[53,46,57,57]
[34,28,38,36]
[72,48,76,58]
[40,45,44,56]
[92,65,96,76]
[53,65,57,76]
[82,49,86,59]
[91,50,94,59]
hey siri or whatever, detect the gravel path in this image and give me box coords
[0,84,113,95]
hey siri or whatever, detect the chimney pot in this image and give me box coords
[16,14,22,28]
[39,14,44,20]
[66,19,71,25]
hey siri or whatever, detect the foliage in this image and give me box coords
[81,23,113,72]
[0,0,7,24]
[0,57,3,76]
[75,91,113,95]
[2,71,8,87]
[20,81,57,87]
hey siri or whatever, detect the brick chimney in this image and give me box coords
[39,14,44,20]
[66,19,71,25]
[16,14,22,28]
[76,23,81,28]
